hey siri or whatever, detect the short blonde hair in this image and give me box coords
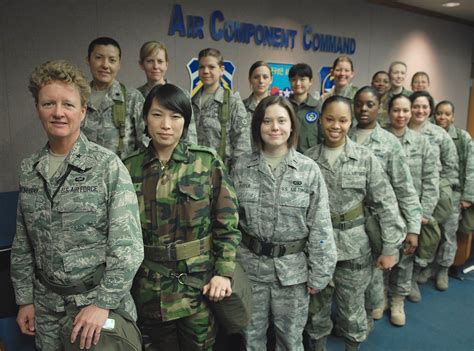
[139,41,168,63]
[29,60,91,106]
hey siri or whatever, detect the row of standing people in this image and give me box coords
[10,35,473,351]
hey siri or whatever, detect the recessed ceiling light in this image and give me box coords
[442,2,461,7]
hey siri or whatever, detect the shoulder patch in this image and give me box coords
[305,111,319,123]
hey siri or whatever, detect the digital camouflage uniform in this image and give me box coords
[412,122,459,267]
[288,94,323,153]
[304,138,405,345]
[243,94,259,116]
[10,133,144,350]
[349,124,421,312]
[232,148,336,351]
[82,80,148,159]
[137,82,154,98]
[124,141,241,350]
[320,83,359,103]
[387,128,439,296]
[378,88,412,128]
[192,86,251,168]
[137,82,198,144]
[462,140,474,204]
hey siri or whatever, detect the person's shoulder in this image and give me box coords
[85,140,124,165]
[187,144,221,163]
[122,147,147,164]
[19,148,44,172]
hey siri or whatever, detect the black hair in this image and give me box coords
[143,83,192,139]
[354,86,380,104]
[371,70,389,82]
[288,63,313,79]
[409,91,435,116]
[435,100,455,114]
[388,94,411,112]
[88,37,122,59]
[321,95,352,116]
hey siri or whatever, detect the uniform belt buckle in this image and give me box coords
[260,242,274,257]
[170,272,187,285]
[166,243,177,261]
[339,221,348,230]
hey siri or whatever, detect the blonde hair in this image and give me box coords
[388,61,407,74]
[29,60,91,106]
[139,41,168,63]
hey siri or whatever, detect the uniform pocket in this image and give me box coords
[62,247,106,272]
[342,176,366,189]
[177,183,211,226]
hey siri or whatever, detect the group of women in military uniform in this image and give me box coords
[11,36,473,351]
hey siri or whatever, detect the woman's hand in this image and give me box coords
[403,233,418,255]
[202,275,232,302]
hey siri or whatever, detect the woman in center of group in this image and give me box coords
[124,83,241,351]
[304,96,404,351]
[232,95,336,351]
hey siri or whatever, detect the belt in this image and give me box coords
[35,264,105,296]
[332,217,365,230]
[331,203,365,230]
[144,235,211,262]
[241,232,306,258]
[142,259,205,289]
[336,256,372,270]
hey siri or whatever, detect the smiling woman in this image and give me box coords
[11,60,144,351]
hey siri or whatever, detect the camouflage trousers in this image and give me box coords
[366,250,413,308]
[139,301,215,351]
[364,261,386,311]
[306,254,372,343]
[243,280,309,351]
[436,191,461,267]
[389,252,414,296]
[33,294,68,350]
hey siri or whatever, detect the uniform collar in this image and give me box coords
[34,133,93,179]
[289,93,318,108]
[142,141,189,168]
[447,124,457,138]
[87,80,123,110]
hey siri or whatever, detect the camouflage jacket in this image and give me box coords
[11,133,143,319]
[231,148,336,290]
[137,82,198,144]
[192,86,251,167]
[463,140,474,203]
[320,83,358,102]
[305,138,406,259]
[447,125,472,191]
[243,94,259,115]
[289,94,323,153]
[412,121,459,187]
[82,80,148,159]
[389,128,439,219]
[349,124,422,234]
[124,141,241,321]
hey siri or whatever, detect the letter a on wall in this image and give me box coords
[187,58,235,97]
